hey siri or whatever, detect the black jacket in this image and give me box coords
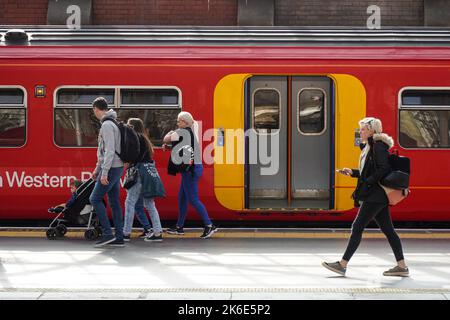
[132,134,151,165]
[167,127,197,176]
[351,134,393,206]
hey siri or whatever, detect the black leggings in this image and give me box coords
[343,202,405,262]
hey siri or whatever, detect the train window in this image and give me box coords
[253,89,280,133]
[54,88,112,147]
[402,90,450,106]
[118,88,181,147]
[121,89,179,106]
[399,89,450,148]
[298,89,326,135]
[57,89,115,106]
[0,87,26,147]
[0,88,24,104]
[399,110,450,148]
[54,87,181,148]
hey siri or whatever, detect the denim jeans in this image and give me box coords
[133,195,152,231]
[177,164,212,227]
[124,175,162,235]
[89,166,124,240]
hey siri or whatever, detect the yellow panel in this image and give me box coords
[213,74,251,211]
[329,74,366,211]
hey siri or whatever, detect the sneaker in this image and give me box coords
[107,239,125,247]
[322,261,346,276]
[166,226,185,235]
[94,235,116,248]
[383,266,409,277]
[123,235,131,242]
[144,233,163,242]
[138,229,151,238]
[200,225,218,239]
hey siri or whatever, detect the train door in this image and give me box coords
[248,76,288,208]
[246,76,333,210]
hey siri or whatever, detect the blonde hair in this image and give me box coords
[178,111,199,141]
[359,117,382,134]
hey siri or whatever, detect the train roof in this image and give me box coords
[2,26,450,47]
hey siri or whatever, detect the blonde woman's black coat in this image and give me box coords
[351,134,393,207]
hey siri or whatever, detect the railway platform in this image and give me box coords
[0,228,449,300]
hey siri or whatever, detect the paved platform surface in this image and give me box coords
[0,233,449,300]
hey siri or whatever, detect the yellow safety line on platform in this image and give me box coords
[1,231,450,239]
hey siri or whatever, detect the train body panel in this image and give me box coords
[1,44,450,223]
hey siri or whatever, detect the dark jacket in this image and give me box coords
[132,134,151,165]
[351,133,394,206]
[167,127,199,176]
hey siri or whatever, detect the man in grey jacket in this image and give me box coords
[89,97,125,247]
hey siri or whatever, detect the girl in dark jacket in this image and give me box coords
[123,118,163,242]
[322,117,409,277]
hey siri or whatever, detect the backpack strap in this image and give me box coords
[101,117,118,126]
[100,117,121,158]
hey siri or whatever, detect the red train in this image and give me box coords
[1,27,450,225]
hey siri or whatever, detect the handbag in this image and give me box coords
[380,184,410,206]
[380,151,410,190]
[141,162,166,198]
[372,147,410,206]
[123,165,138,189]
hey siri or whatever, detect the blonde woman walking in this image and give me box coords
[322,117,409,277]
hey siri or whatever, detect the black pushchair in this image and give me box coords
[46,178,102,240]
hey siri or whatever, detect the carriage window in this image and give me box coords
[298,89,325,135]
[0,88,26,147]
[54,88,114,147]
[57,89,115,105]
[399,89,450,148]
[121,89,179,106]
[118,88,181,147]
[253,89,280,133]
[402,90,450,106]
[54,87,181,147]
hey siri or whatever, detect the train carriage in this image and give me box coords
[1,27,450,225]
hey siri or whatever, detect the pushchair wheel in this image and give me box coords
[95,227,102,237]
[84,229,99,241]
[46,228,57,240]
[56,224,67,236]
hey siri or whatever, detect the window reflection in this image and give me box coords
[54,88,181,147]
[400,89,450,149]
[400,110,450,148]
[0,88,25,147]
[253,89,280,132]
[117,109,179,146]
[299,89,325,134]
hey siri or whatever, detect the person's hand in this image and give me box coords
[100,176,109,185]
[162,143,168,151]
[337,168,353,176]
[92,171,98,180]
[124,162,130,169]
